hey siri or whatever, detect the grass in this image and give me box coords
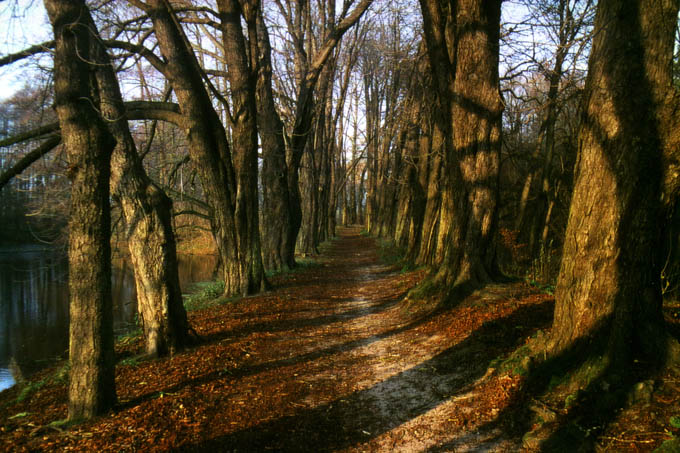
[15,362,70,403]
[183,280,236,311]
[265,258,320,279]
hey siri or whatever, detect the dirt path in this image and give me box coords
[0,227,555,452]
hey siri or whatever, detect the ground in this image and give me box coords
[0,227,678,452]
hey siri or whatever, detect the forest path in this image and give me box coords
[0,227,554,452]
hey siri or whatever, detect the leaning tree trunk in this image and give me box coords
[548,0,680,368]
[44,0,117,420]
[146,0,265,296]
[82,7,190,357]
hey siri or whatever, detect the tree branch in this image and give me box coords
[0,41,55,67]
[0,123,60,148]
[0,135,61,191]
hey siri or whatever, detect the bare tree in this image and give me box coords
[43,0,117,420]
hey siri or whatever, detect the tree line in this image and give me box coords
[0,0,678,430]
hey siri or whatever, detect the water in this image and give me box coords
[0,246,217,392]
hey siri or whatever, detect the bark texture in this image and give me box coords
[82,6,190,357]
[419,0,503,294]
[549,0,680,366]
[44,0,117,420]
[217,0,267,291]
[255,10,295,271]
[145,0,265,296]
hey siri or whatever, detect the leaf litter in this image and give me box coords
[0,227,678,452]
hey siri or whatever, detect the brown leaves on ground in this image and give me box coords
[0,227,678,451]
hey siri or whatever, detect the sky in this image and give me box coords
[0,0,542,104]
[0,0,51,102]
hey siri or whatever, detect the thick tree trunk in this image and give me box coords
[217,0,267,292]
[548,0,679,367]
[420,0,503,295]
[83,7,190,357]
[146,0,264,296]
[44,0,117,420]
[255,11,295,271]
[415,119,443,266]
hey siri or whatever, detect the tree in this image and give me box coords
[546,0,680,376]
[261,0,374,267]
[43,0,117,419]
[139,0,266,296]
[86,4,192,357]
[418,0,504,296]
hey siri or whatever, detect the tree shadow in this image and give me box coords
[118,289,435,410]
[437,4,680,451]
[198,288,410,345]
[173,300,553,452]
[443,314,671,452]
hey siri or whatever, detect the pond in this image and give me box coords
[0,246,218,392]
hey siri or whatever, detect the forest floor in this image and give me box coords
[1,227,679,452]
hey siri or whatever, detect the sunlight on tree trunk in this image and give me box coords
[44,0,117,420]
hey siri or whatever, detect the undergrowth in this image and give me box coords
[183,280,236,311]
[376,237,418,273]
[265,258,319,279]
[15,362,70,404]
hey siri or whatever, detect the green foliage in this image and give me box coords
[527,279,555,295]
[407,278,441,301]
[265,258,320,279]
[564,392,579,409]
[15,361,71,403]
[183,280,234,311]
[16,378,47,403]
[116,328,142,345]
[119,356,141,367]
[670,415,680,429]
[53,362,70,385]
[376,238,406,267]
[48,418,79,430]
[494,345,533,376]
[654,437,680,453]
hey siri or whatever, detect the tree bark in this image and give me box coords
[79,5,191,357]
[255,10,295,271]
[419,0,503,295]
[145,0,265,296]
[44,0,117,420]
[548,0,680,367]
[216,0,267,291]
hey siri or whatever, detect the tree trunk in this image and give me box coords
[255,10,295,271]
[44,0,117,420]
[84,6,190,357]
[146,0,264,296]
[217,0,267,292]
[420,0,503,295]
[548,0,680,368]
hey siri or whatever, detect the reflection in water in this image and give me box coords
[0,248,217,392]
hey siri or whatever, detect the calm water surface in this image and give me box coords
[0,246,217,392]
